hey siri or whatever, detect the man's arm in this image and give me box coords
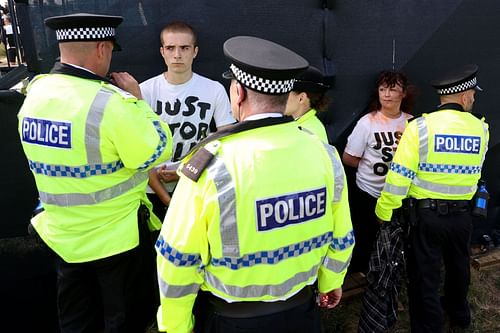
[156,174,214,333]
[375,120,419,221]
[103,93,173,171]
[318,147,355,300]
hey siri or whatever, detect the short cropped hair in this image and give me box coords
[159,21,198,46]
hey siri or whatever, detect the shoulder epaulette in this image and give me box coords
[181,140,221,182]
[471,112,485,120]
[103,83,137,100]
[408,113,426,123]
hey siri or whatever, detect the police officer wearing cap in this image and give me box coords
[156,36,354,333]
[284,65,331,143]
[375,64,489,332]
[18,13,173,332]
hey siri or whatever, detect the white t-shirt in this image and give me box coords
[345,110,412,198]
[140,72,235,192]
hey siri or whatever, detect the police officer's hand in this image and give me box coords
[157,165,180,183]
[318,288,342,309]
[109,72,143,99]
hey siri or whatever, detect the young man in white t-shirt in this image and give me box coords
[140,21,235,219]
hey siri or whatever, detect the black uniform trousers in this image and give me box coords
[406,204,472,333]
[192,289,322,333]
[56,205,158,333]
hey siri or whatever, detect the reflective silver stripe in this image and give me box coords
[481,121,489,165]
[211,232,333,269]
[416,117,428,163]
[383,183,409,196]
[413,177,476,195]
[323,144,344,203]
[207,156,240,257]
[39,171,148,206]
[323,253,352,273]
[158,276,200,298]
[85,88,114,164]
[205,263,319,299]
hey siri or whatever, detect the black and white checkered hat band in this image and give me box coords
[56,27,115,41]
[437,77,477,95]
[230,64,295,94]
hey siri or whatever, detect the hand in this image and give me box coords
[377,217,387,225]
[318,288,342,309]
[109,72,142,99]
[157,165,180,183]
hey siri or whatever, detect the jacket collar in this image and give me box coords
[50,62,112,84]
[436,103,465,112]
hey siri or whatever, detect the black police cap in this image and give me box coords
[431,64,482,95]
[45,13,123,50]
[292,66,330,94]
[222,36,308,95]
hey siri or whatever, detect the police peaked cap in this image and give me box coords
[45,13,123,50]
[222,36,308,95]
[431,64,482,95]
[292,65,330,94]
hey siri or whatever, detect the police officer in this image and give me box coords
[156,36,354,333]
[18,13,173,332]
[375,64,489,332]
[284,65,331,143]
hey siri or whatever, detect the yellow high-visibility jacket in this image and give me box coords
[156,117,354,333]
[376,104,489,221]
[18,69,173,262]
[296,108,329,143]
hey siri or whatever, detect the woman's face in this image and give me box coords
[378,82,405,109]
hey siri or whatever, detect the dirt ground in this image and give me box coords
[321,266,500,333]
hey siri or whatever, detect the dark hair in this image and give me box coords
[306,92,330,113]
[160,21,198,46]
[368,70,416,114]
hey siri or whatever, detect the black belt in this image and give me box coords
[203,285,314,318]
[417,199,470,215]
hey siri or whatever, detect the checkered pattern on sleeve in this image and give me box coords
[230,64,295,94]
[55,27,115,41]
[156,236,201,267]
[437,77,477,95]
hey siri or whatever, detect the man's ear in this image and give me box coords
[193,46,199,59]
[96,41,106,59]
[236,83,246,103]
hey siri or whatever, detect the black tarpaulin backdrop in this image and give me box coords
[0,0,498,330]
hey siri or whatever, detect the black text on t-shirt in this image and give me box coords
[156,96,212,161]
[372,131,402,176]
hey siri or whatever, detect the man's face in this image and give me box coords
[160,31,198,75]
